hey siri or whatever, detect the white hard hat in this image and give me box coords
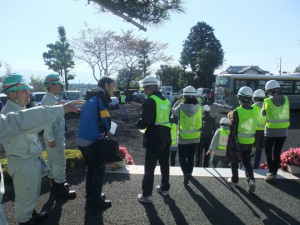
[237,86,253,98]
[220,117,229,125]
[253,89,265,98]
[120,91,124,94]
[139,75,160,88]
[183,86,197,96]
[203,105,210,112]
[265,80,280,91]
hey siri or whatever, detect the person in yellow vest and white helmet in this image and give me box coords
[227,86,257,193]
[207,117,230,168]
[118,91,127,119]
[262,80,290,181]
[252,89,266,169]
[136,75,171,203]
[172,86,202,185]
[41,74,76,198]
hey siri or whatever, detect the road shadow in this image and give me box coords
[140,203,164,225]
[40,194,69,225]
[84,205,104,225]
[163,196,189,225]
[266,179,300,199]
[187,177,254,225]
[237,187,300,225]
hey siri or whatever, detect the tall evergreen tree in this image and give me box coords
[180,22,224,88]
[43,26,75,90]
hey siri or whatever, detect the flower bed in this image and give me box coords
[280,147,300,170]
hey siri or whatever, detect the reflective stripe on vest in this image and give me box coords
[150,95,171,127]
[264,96,290,129]
[170,123,177,147]
[236,106,257,144]
[179,107,202,140]
[120,95,126,104]
[252,104,266,131]
[217,127,230,150]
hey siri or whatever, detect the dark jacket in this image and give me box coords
[136,91,171,148]
[201,112,217,137]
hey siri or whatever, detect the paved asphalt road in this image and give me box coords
[2,168,300,225]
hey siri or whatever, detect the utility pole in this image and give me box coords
[279,56,282,75]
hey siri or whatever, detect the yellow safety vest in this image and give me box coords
[218,127,230,150]
[264,96,290,129]
[252,104,266,131]
[179,107,202,140]
[150,95,171,127]
[170,123,178,147]
[197,97,203,105]
[120,95,126,104]
[236,106,257,144]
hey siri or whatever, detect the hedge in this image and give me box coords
[0,149,84,185]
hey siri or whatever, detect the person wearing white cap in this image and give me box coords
[262,80,290,181]
[207,117,230,168]
[227,86,257,193]
[172,86,202,185]
[136,75,172,203]
[252,89,266,169]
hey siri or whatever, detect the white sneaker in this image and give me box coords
[227,178,238,186]
[248,179,256,193]
[138,194,153,203]
[156,185,169,196]
[265,173,276,181]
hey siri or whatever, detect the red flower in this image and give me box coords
[118,145,135,165]
[280,147,300,171]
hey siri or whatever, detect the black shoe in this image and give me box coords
[32,209,48,223]
[184,174,190,185]
[55,183,76,198]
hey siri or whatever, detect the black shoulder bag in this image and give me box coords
[91,96,122,167]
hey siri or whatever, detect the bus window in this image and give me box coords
[216,76,229,87]
[234,80,248,94]
[257,80,266,90]
[278,80,293,94]
[295,81,300,94]
[248,81,256,92]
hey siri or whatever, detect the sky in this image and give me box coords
[0,0,300,84]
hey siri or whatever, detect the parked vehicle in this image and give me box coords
[197,88,211,98]
[110,96,119,109]
[214,73,300,109]
[160,86,174,96]
[132,90,145,102]
[62,90,83,101]
[0,93,7,111]
[27,92,46,107]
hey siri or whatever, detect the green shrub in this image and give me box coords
[0,149,84,185]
